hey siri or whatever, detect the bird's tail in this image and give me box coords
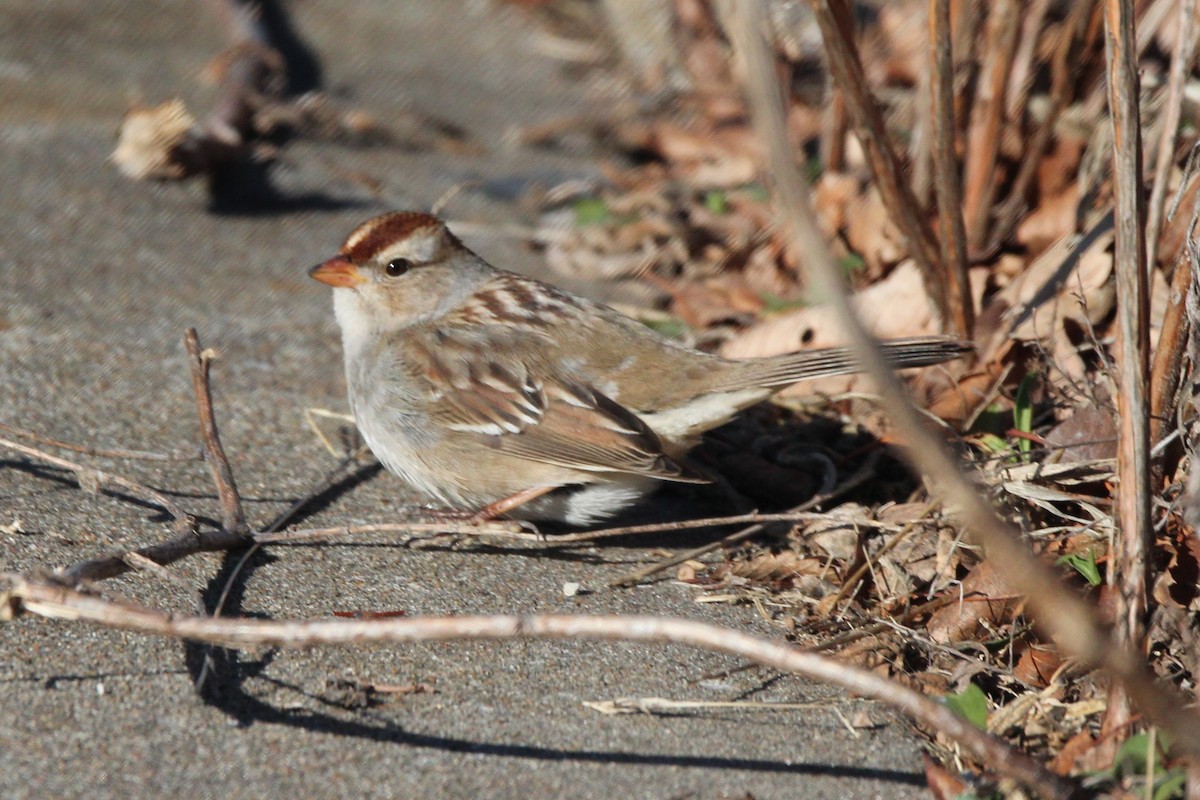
[718,335,972,391]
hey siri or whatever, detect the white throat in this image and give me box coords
[332,289,375,358]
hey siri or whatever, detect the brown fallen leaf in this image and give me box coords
[1013,644,1066,688]
[1015,184,1081,255]
[1153,532,1200,611]
[112,99,200,180]
[844,186,905,277]
[1048,728,1099,775]
[722,551,830,582]
[668,273,766,329]
[925,352,1010,426]
[923,756,969,800]
[1044,404,1118,463]
[722,260,936,357]
[927,560,1023,644]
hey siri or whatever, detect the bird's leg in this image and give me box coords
[416,485,556,525]
[468,485,557,523]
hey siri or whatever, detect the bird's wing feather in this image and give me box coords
[415,338,704,483]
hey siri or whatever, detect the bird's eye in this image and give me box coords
[385,258,412,277]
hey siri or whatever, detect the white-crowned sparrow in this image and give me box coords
[310,211,970,524]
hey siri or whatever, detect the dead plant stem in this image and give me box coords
[1145,0,1199,271]
[723,0,1200,754]
[1102,0,1153,745]
[0,573,1077,800]
[929,0,975,338]
[185,328,246,535]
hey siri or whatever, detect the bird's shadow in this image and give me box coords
[179,409,925,788]
[186,533,920,787]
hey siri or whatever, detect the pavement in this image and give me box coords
[0,1,928,797]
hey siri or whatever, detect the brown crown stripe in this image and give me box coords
[341,211,458,262]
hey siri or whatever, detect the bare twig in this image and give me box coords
[909,46,933,207]
[723,0,1200,754]
[55,331,258,584]
[961,0,1020,252]
[1149,250,1193,455]
[819,73,847,174]
[804,0,951,328]
[1079,0,1171,121]
[0,422,199,462]
[0,573,1077,799]
[1145,0,1199,271]
[1004,0,1052,119]
[987,0,1091,253]
[185,329,246,536]
[256,510,896,547]
[1102,0,1152,745]
[0,436,191,525]
[929,0,975,339]
[58,519,249,586]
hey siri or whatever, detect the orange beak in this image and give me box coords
[309,255,367,288]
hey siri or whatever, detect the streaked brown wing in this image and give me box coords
[420,343,704,483]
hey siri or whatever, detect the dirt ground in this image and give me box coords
[0,2,927,797]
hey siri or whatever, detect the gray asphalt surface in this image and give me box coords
[0,2,927,797]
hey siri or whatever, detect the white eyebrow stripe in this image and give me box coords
[342,220,377,252]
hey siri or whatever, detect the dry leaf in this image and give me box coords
[923,756,968,800]
[1013,644,1065,688]
[844,187,905,276]
[1153,533,1200,611]
[725,551,828,582]
[928,561,1022,644]
[1016,184,1080,254]
[1044,404,1118,462]
[112,99,197,180]
[670,273,765,329]
[723,261,936,356]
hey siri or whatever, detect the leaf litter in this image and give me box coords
[509,0,1200,793]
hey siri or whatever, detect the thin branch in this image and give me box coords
[0,422,199,462]
[804,0,952,329]
[1102,0,1152,743]
[929,0,975,339]
[0,436,191,525]
[909,44,933,207]
[185,329,246,535]
[1004,0,1053,119]
[0,573,1077,800]
[1149,249,1193,453]
[961,0,1020,252]
[57,523,248,586]
[260,451,886,551]
[819,73,848,174]
[987,0,1092,253]
[256,511,894,547]
[55,330,259,584]
[722,0,1200,754]
[1145,0,1199,271]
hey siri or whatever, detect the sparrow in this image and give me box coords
[310,211,970,525]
